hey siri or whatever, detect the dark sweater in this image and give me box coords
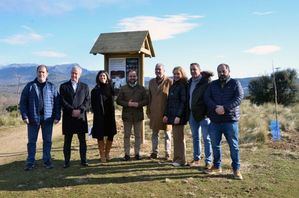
[204,78,244,123]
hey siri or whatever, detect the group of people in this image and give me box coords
[19,62,244,180]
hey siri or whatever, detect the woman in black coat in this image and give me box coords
[91,70,117,163]
[163,66,188,166]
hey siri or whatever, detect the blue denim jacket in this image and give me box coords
[19,78,61,124]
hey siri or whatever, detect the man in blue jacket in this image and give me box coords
[204,63,244,180]
[20,65,61,171]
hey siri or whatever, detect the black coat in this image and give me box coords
[60,80,90,134]
[164,80,188,125]
[91,83,117,138]
[187,71,213,122]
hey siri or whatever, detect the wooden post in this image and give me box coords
[139,53,145,144]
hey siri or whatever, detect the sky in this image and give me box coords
[0,0,298,78]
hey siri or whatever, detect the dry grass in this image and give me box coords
[0,102,298,197]
[239,100,299,144]
[0,111,23,127]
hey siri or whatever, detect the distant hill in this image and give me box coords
[1,63,287,97]
[0,63,96,87]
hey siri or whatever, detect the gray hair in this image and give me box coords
[71,65,82,74]
[155,63,164,68]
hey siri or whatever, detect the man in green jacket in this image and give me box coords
[116,70,148,161]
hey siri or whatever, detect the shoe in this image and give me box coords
[204,166,222,174]
[172,162,182,167]
[189,160,200,167]
[100,157,107,163]
[124,155,130,161]
[150,153,157,159]
[44,162,53,169]
[81,161,89,167]
[135,155,142,160]
[63,163,70,169]
[205,163,213,170]
[24,163,35,171]
[165,154,170,161]
[233,170,243,180]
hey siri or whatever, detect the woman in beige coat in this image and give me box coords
[147,63,173,160]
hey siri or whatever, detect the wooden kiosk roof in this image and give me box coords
[90,30,155,57]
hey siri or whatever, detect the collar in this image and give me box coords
[128,82,137,87]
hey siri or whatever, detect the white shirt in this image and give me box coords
[71,80,77,92]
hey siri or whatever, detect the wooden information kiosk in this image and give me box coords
[90,30,155,143]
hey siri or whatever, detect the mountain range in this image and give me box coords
[0,63,254,95]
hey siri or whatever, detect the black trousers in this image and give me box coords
[63,133,87,164]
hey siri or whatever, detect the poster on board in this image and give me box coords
[126,58,139,81]
[109,58,126,89]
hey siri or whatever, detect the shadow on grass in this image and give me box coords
[0,156,235,191]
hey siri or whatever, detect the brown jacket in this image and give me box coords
[147,76,172,131]
[116,84,148,122]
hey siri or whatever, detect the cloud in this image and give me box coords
[244,45,281,55]
[252,11,274,16]
[33,50,67,58]
[0,26,44,45]
[116,14,204,40]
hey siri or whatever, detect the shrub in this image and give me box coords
[248,68,298,106]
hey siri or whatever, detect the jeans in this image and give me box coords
[151,129,171,156]
[189,113,212,164]
[27,119,53,165]
[209,121,240,170]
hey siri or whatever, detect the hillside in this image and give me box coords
[0,64,258,96]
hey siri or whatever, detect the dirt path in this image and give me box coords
[0,123,63,165]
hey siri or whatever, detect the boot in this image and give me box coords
[105,140,113,161]
[98,140,106,163]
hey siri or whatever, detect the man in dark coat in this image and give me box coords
[204,63,244,180]
[60,65,90,168]
[187,63,213,168]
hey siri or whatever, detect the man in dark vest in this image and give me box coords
[60,65,90,168]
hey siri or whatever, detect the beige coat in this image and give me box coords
[147,76,172,131]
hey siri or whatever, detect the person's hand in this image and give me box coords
[215,105,225,115]
[128,100,138,107]
[128,99,134,107]
[132,102,138,107]
[23,119,29,124]
[72,109,81,117]
[174,117,180,124]
[54,119,60,124]
[163,116,168,123]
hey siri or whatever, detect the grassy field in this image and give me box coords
[0,101,298,197]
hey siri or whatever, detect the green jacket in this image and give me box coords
[116,84,148,122]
